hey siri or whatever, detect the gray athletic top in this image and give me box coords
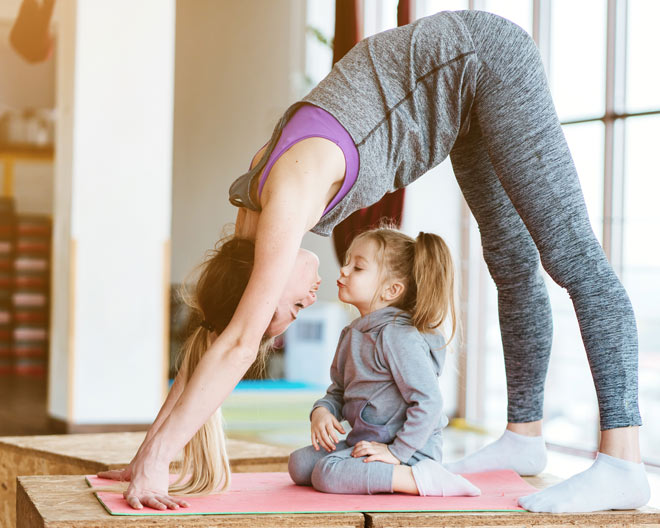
[312,307,448,464]
[229,10,477,236]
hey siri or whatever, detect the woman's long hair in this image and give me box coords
[169,234,272,495]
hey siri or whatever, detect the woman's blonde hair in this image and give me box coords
[169,235,272,495]
[347,226,456,341]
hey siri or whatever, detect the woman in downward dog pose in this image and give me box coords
[101,10,649,513]
[288,227,479,497]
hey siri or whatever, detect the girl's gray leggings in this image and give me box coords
[288,441,428,494]
[452,10,640,430]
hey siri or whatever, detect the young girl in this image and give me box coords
[288,227,480,497]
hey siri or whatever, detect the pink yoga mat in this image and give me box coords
[86,470,538,516]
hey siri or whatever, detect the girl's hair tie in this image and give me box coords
[199,319,216,332]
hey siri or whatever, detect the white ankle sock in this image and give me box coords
[411,459,481,497]
[444,429,547,476]
[518,452,650,513]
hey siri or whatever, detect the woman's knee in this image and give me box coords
[538,237,614,293]
[483,239,541,289]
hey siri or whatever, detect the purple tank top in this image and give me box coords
[255,104,359,217]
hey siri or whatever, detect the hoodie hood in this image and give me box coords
[350,306,447,371]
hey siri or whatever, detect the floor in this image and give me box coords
[0,375,49,437]
[2,375,659,509]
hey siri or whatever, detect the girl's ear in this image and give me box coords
[382,281,405,302]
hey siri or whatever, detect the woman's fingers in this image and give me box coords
[143,497,167,510]
[157,497,181,510]
[123,492,144,510]
[124,491,186,511]
[97,468,129,481]
[171,496,190,508]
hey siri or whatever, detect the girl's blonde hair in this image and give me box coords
[348,226,456,341]
[169,234,272,495]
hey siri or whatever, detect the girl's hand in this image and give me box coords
[310,406,346,452]
[351,441,401,465]
[122,453,190,510]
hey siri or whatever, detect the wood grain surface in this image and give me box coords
[1,433,291,528]
[16,475,364,528]
[14,472,660,528]
[365,508,660,528]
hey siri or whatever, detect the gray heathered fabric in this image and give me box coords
[230,10,641,430]
[313,307,448,463]
[288,440,430,495]
[229,11,476,235]
[287,306,446,493]
[449,10,640,429]
[302,11,477,236]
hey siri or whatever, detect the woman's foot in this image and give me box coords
[411,459,481,496]
[519,452,650,512]
[444,429,547,476]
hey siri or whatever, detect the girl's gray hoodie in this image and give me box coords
[312,306,449,464]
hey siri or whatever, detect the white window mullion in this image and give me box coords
[603,0,627,274]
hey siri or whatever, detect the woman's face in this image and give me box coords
[266,249,321,336]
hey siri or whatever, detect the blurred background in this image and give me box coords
[0,0,658,473]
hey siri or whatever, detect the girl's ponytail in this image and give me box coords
[351,226,456,339]
[410,232,456,342]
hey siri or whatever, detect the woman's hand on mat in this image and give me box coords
[311,406,346,452]
[123,457,190,510]
[351,441,401,465]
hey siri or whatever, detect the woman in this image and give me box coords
[101,10,649,513]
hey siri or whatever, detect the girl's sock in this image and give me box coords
[518,452,650,513]
[444,429,547,476]
[411,459,481,496]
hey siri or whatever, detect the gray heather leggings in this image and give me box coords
[451,11,640,430]
[288,441,428,494]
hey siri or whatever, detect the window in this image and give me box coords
[308,0,659,463]
[410,0,660,462]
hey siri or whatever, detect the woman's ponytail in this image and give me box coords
[169,234,273,495]
[169,327,232,494]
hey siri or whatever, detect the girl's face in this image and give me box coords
[337,238,386,316]
[266,248,321,336]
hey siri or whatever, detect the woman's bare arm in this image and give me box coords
[123,171,326,508]
[148,140,339,457]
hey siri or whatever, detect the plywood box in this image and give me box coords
[1,432,291,528]
[15,473,660,528]
[16,474,364,528]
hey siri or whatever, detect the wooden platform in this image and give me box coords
[16,475,364,528]
[15,473,660,528]
[1,432,291,528]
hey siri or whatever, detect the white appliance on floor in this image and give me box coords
[283,301,351,388]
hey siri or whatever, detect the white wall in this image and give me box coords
[49,0,175,424]
[170,0,340,300]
